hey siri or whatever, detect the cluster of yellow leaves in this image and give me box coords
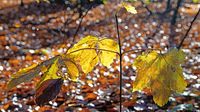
[7,35,119,89]
[66,35,119,74]
[133,48,187,106]
[7,34,187,107]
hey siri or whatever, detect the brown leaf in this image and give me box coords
[85,93,97,101]
[122,101,136,107]
[8,59,20,66]
[35,78,63,106]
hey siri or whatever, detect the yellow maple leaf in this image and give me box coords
[133,48,187,106]
[122,2,137,14]
[67,35,119,74]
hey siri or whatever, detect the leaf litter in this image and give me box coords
[0,0,200,111]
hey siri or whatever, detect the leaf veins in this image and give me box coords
[133,48,187,106]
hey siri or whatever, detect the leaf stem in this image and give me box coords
[72,8,91,44]
[140,0,153,15]
[177,8,200,49]
[67,4,93,52]
[66,48,120,55]
[122,48,162,55]
[115,13,123,112]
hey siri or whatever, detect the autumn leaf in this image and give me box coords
[7,56,58,90]
[121,2,137,14]
[35,78,63,106]
[36,58,61,88]
[133,48,187,106]
[36,0,50,3]
[67,35,119,74]
[98,38,119,67]
[60,55,80,81]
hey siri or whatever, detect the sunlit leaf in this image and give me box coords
[36,0,50,3]
[67,36,119,74]
[67,36,98,74]
[98,38,119,67]
[7,56,58,90]
[36,58,61,88]
[35,78,63,106]
[133,48,187,106]
[80,50,99,74]
[192,0,200,3]
[63,57,79,81]
[15,64,38,76]
[122,2,137,14]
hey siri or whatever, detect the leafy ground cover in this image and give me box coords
[0,0,199,111]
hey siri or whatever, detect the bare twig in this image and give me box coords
[115,14,123,112]
[140,0,153,15]
[171,0,182,25]
[177,8,200,49]
[165,0,171,12]
[72,7,91,44]
[20,0,24,7]
[65,5,92,53]
[169,0,183,47]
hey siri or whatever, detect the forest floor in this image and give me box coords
[0,0,200,111]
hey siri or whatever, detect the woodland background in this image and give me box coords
[0,0,199,111]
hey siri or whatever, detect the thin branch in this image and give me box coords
[140,0,153,15]
[177,8,200,49]
[171,0,182,25]
[165,0,171,12]
[115,14,123,112]
[20,0,24,7]
[72,7,92,44]
[65,4,93,54]
[169,0,183,47]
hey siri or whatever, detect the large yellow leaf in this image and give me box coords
[63,58,80,81]
[67,35,98,55]
[79,50,99,73]
[67,36,119,74]
[98,38,119,67]
[7,56,58,90]
[133,48,187,106]
[67,36,98,74]
[36,58,61,88]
